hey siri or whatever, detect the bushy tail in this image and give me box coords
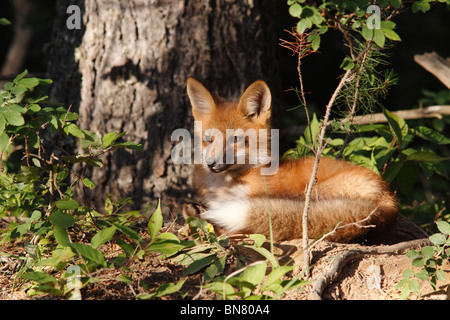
[242,197,398,243]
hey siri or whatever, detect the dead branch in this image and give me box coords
[414,52,450,89]
[281,105,450,138]
[310,238,431,300]
[301,42,374,278]
[301,67,354,278]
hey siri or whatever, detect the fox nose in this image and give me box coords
[207,161,217,170]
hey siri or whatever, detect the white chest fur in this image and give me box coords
[200,173,250,233]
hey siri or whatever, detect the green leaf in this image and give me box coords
[380,20,396,31]
[0,18,11,25]
[412,1,431,13]
[50,211,76,228]
[83,177,96,189]
[21,271,58,286]
[430,233,446,245]
[18,77,40,89]
[408,278,420,294]
[240,261,267,288]
[0,132,10,151]
[148,199,163,240]
[91,226,116,249]
[400,287,411,300]
[361,25,373,42]
[384,109,408,146]
[29,210,42,223]
[373,29,385,48]
[102,132,117,148]
[70,243,107,267]
[340,56,355,70]
[415,269,429,282]
[421,246,435,259]
[87,158,103,167]
[53,226,71,246]
[67,123,85,139]
[27,285,63,297]
[13,70,28,84]
[9,103,27,113]
[60,111,78,122]
[307,32,321,51]
[406,249,420,259]
[249,234,266,247]
[4,109,25,126]
[436,269,446,282]
[382,28,401,41]
[412,126,450,145]
[296,18,312,34]
[402,268,415,278]
[242,245,279,268]
[148,279,186,299]
[204,254,227,282]
[112,141,143,151]
[146,238,194,257]
[412,257,426,268]
[116,274,133,285]
[436,221,450,235]
[112,222,141,242]
[27,104,41,114]
[382,161,403,183]
[262,265,294,291]
[289,3,303,17]
[390,0,402,8]
[11,85,27,96]
[406,151,449,163]
[0,115,5,134]
[80,130,102,149]
[186,253,218,275]
[56,199,80,210]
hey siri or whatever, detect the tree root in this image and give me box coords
[310,238,431,300]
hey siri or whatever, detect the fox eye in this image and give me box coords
[234,136,242,143]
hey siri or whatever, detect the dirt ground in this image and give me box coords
[1,216,449,300]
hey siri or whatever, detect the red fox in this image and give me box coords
[185,77,398,243]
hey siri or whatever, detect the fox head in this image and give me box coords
[186,77,273,174]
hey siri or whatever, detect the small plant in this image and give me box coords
[142,213,309,300]
[396,221,450,299]
[0,71,147,299]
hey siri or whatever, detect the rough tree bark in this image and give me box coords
[48,0,281,215]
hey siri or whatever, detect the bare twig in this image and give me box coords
[301,39,378,278]
[301,67,354,278]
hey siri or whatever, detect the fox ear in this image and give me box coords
[187,77,216,120]
[238,80,271,123]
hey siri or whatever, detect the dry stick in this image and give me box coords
[301,43,373,278]
[301,67,353,278]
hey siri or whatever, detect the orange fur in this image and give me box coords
[186,77,398,243]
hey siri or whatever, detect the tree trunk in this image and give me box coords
[48,0,280,215]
